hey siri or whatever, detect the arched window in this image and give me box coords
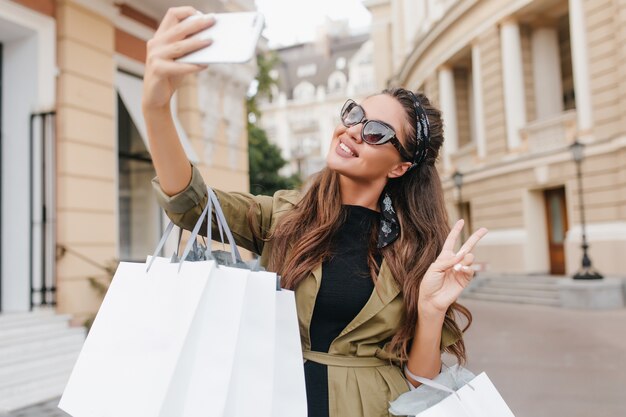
[293,81,316,101]
[327,71,347,94]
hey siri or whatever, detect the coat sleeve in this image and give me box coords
[151,163,275,255]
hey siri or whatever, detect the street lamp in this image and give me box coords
[453,170,464,200]
[452,170,464,240]
[570,140,603,280]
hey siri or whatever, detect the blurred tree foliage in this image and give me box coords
[247,52,301,195]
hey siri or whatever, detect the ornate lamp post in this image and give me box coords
[453,170,464,202]
[570,140,603,280]
[452,170,464,240]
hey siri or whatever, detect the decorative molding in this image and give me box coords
[477,228,527,246]
[69,0,118,21]
[114,53,145,76]
[566,223,626,243]
[444,134,626,188]
[119,0,162,21]
[114,13,155,41]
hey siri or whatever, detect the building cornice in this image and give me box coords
[443,134,626,188]
[391,0,478,85]
[119,0,162,21]
[392,0,535,87]
[115,13,155,41]
[69,0,118,21]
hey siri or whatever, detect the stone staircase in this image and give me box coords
[461,274,563,306]
[0,309,85,413]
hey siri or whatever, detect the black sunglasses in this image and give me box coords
[340,99,412,162]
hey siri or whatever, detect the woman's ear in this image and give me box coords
[387,162,412,179]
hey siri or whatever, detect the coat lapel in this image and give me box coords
[294,262,323,350]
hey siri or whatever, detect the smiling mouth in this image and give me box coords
[338,139,359,157]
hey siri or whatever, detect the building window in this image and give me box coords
[558,15,575,111]
[296,63,317,78]
[327,71,347,94]
[117,94,163,262]
[453,58,474,148]
[293,81,316,101]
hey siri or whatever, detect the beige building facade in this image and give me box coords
[366,0,626,277]
[0,0,254,322]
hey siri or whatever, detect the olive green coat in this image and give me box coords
[151,164,460,417]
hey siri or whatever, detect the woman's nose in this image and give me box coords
[345,123,363,143]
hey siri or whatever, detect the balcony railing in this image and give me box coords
[519,110,577,154]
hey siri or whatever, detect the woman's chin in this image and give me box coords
[326,154,347,173]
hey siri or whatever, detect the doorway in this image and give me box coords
[544,187,568,275]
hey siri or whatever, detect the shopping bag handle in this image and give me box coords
[147,187,247,273]
[146,194,211,272]
[207,188,242,262]
[147,220,177,272]
[404,365,477,414]
[178,187,244,271]
[404,366,458,395]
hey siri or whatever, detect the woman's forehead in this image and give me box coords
[360,95,406,140]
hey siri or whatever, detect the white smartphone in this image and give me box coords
[176,12,264,64]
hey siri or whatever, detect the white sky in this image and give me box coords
[255,0,372,47]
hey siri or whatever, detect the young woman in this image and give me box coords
[143,7,488,417]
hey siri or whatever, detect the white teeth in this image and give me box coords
[339,142,355,156]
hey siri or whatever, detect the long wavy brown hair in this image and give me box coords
[257,88,471,364]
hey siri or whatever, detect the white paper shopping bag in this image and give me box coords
[417,373,515,417]
[271,289,308,417]
[60,185,309,417]
[175,265,250,417]
[390,365,515,417]
[223,270,277,417]
[59,258,215,417]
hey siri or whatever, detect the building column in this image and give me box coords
[500,19,526,150]
[438,65,458,170]
[568,0,594,134]
[55,0,117,321]
[531,26,564,119]
[471,43,487,159]
[364,0,392,90]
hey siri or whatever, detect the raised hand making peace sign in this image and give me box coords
[418,219,489,315]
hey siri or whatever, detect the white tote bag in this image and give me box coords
[59,187,307,417]
[223,269,277,417]
[271,289,308,417]
[389,365,516,417]
[58,256,217,417]
[205,187,307,417]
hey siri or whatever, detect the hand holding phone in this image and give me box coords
[176,12,264,64]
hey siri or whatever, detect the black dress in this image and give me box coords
[304,205,383,417]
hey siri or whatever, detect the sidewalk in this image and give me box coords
[455,299,626,417]
[7,299,626,417]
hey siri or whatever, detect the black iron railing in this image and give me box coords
[29,111,56,309]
